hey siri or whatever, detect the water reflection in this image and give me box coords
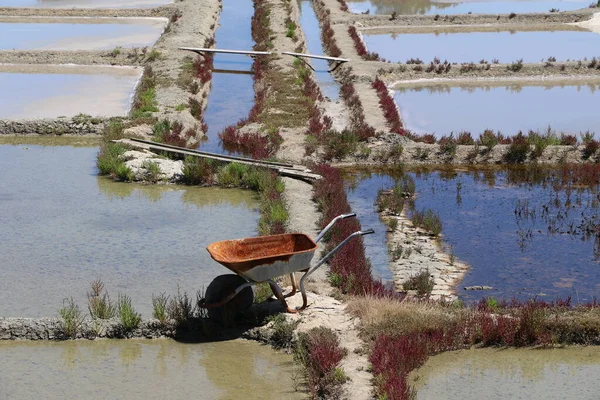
[199,0,255,153]
[394,83,600,137]
[413,347,600,399]
[349,166,600,301]
[364,29,600,64]
[0,145,259,317]
[0,340,304,399]
[346,0,588,15]
[298,0,341,101]
[0,19,166,51]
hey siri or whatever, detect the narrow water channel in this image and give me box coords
[199,0,256,153]
[298,0,340,101]
[344,171,398,282]
[0,144,259,317]
[0,339,305,399]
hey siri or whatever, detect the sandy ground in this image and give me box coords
[382,209,468,300]
[571,11,600,33]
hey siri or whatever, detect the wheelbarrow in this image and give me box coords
[199,213,374,323]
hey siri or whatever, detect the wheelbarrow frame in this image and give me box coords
[200,213,374,313]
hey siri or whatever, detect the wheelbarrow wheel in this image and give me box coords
[204,274,254,325]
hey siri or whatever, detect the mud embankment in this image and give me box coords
[0,117,108,135]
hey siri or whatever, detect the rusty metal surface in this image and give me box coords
[206,233,317,278]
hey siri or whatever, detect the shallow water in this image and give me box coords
[351,168,600,301]
[0,0,172,8]
[394,82,600,137]
[0,145,259,317]
[0,18,166,51]
[412,347,600,399]
[298,0,340,101]
[364,29,600,64]
[199,0,256,153]
[345,171,399,282]
[411,169,600,301]
[0,339,304,399]
[346,0,589,15]
[0,65,142,119]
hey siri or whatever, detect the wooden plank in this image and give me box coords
[281,51,349,63]
[179,47,272,56]
[115,139,321,181]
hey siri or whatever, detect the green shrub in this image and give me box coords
[403,269,435,296]
[181,156,215,185]
[152,293,169,324]
[217,162,249,187]
[58,298,85,338]
[268,314,300,349]
[103,119,125,141]
[117,294,141,331]
[96,142,127,178]
[505,132,529,163]
[167,290,195,327]
[411,209,443,236]
[142,160,163,182]
[87,279,116,319]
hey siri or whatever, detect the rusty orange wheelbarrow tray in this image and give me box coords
[200,213,374,315]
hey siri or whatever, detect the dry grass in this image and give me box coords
[346,295,457,341]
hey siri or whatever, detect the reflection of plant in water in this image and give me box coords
[516,227,533,251]
[509,164,600,256]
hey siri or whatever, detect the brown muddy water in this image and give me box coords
[0,64,142,119]
[0,144,260,317]
[364,28,600,64]
[0,0,173,8]
[0,339,304,399]
[0,17,168,51]
[393,81,600,137]
[411,347,600,399]
[346,0,589,15]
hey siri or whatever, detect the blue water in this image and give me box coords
[352,169,600,301]
[394,83,600,138]
[0,21,164,51]
[364,30,600,64]
[347,0,589,15]
[345,172,398,282]
[298,0,341,101]
[199,0,256,153]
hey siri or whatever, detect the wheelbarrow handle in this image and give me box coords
[300,228,375,299]
[315,213,357,243]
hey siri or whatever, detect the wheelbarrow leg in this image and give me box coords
[282,273,298,298]
[267,279,300,313]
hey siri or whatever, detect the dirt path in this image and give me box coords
[282,177,375,400]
